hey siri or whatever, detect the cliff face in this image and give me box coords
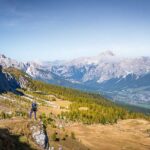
[0,66,20,93]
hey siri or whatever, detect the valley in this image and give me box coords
[1,0,150,149]
[0,67,150,150]
[0,52,150,108]
[0,89,150,150]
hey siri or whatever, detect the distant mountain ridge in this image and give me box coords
[0,51,150,107]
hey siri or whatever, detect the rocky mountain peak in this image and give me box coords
[0,54,7,59]
[98,50,115,57]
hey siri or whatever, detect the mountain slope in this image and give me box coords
[0,66,20,93]
[0,66,150,150]
[37,52,150,107]
[0,52,150,107]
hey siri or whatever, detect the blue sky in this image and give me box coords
[0,0,150,61]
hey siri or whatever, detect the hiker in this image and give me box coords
[30,101,37,119]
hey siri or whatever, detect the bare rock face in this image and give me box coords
[18,76,29,89]
[0,66,20,93]
[30,121,49,150]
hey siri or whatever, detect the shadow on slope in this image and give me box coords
[0,66,24,95]
[0,128,36,150]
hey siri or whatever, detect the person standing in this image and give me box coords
[30,101,37,120]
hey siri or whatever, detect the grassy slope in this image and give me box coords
[0,119,40,150]
[3,67,150,123]
[30,80,149,124]
[0,92,88,150]
[0,67,150,150]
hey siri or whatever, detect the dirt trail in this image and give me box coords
[67,119,150,150]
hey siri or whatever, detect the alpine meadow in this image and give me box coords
[0,0,150,150]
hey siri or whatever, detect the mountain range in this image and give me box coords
[0,51,150,108]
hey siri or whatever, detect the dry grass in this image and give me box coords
[38,99,71,116]
[54,99,71,108]
[46,125,88,150]
[0,118,41,150]
[79,107,89,111]
[38,106,63,116]
[66,119,150,150]
[1,92,150,150]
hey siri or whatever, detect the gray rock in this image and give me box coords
[0,66,20,93]
[30,122,49,149]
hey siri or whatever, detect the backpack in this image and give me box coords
[32,102,37,111]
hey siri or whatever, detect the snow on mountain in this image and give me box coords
[66,50,119,66]
[50,51,150,83]
[0,54,54,81]
[0,54,26,70]
[0,51,150,105]
[1,51,150,84]
[0,51,150,83]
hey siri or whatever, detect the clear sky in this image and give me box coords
[0,0,150,61]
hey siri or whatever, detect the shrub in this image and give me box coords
[51,123,56,128]
[15,111,27,117]
[0,112,6,119]
[71,132,75,139]
[0,112,13,119]
[19,136,28,143]
[51,97,56,101]
[41,113,47,126]
[61,135,66,140]
[51,132,59,141]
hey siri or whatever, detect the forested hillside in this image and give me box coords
[4,67,149,125]
[0,66,150,150]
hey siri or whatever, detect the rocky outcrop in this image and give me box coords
[18,75,29,89]
[30,121,49,150]
[0,66,20,93]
